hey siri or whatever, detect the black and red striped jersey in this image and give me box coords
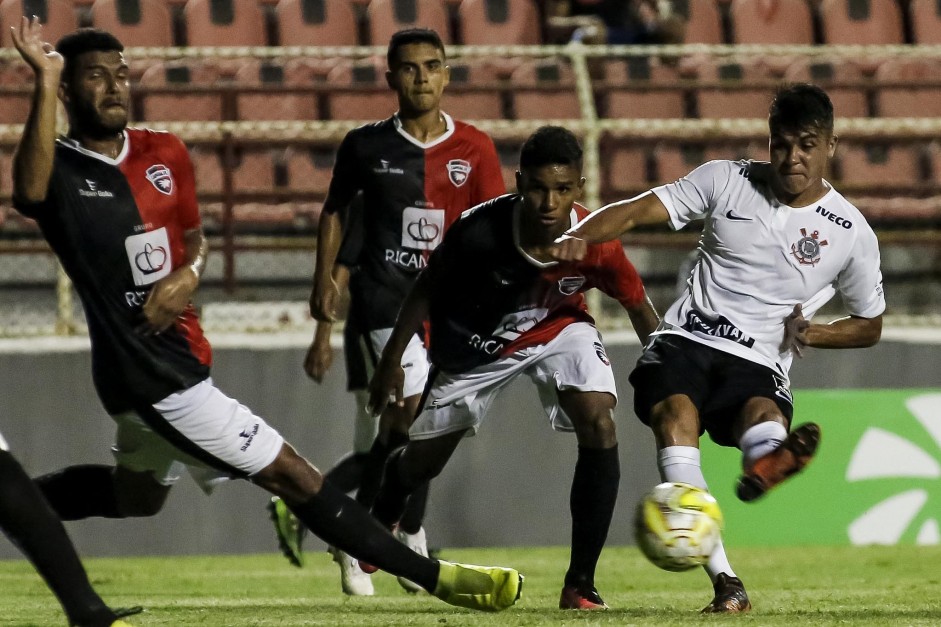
[324,113,505,331]
[424,196,648,374]
[14,128,211,414]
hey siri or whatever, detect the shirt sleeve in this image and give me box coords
[836,223,886,318]
[322,132,361,215]
[586,239,647,309]
[472,133,507,205]
[651,159,732,231]
[169,134,200,230]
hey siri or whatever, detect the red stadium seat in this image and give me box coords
[189,146,225,195]
[783,58,870,118]
[0,61,33,124]
[367,0,451,45]
[276,0,360,45]
[672,0,723,44]
[652,143,706,184]
[729,0,814,44]
[233,59,321,121]
[183,0,266,46]
[833,142,924,188]
[324,57,399,120]
[285,146,336,194]
[441,59,504,119]
[603,142,649,195]
[509,58,581,120]
[138,60,226,121]
[601,56,686,120]
[693,57,774,120]
[231,149,279,193]
[457,0,540,45]
[0,0,78,47]
[90,0,173,47]
[874,57,941,118]
[819,0,904,45]
[909,0,941,44]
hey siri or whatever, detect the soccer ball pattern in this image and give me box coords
[635,482,724,572]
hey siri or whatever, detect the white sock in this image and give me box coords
[657,446,737,582]
[739,421,788,469]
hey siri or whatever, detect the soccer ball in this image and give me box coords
[634,482,724,572]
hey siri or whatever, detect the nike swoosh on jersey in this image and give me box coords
[725,209,752,221]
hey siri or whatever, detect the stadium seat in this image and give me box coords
[233,59,320,120]
[909,0,941,44]
[183,0,267,46]
[230,148,280,193]
[600,56,687,120]
[670,0,724,44]
[0,0,78,47]
[874,57,941,118]
[783,58,870,118]
[276,0,360,46]
[509,58,582,119]
[0,61,33,124]
[441,59,505,119]
[729,0,814,44]
[189,146,225,195]
[603,142,649,195]
[138,60,226,121]
[284,145,336,194]
[832,141,925,189]
[818,0,905,45]
[693,57,774,120]
[653,142,706,184]
[457,0,540,45]
[366,0,451,45]
[90,0,173,47]
[324,57,398,120]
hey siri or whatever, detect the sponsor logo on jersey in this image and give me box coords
[558,276,586,295]
[815,206,853,229]
[790,227,828,266]
[239,423,259,451]
[725,209,752,221]
[78,179,114,198]
[468,334,505,356]
[402,207,445,250]
[125,227,172,286]
[446,159,472,187]
[385,249,428,270]
[682,309,756,348]
[374,159,404,175]
[145,164,173,195]
[593,341,610,366]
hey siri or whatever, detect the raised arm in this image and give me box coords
[551,191,672,261]
[11,17,64,204]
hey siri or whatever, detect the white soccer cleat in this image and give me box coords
[328,546,374,596]
[395,526,429,593]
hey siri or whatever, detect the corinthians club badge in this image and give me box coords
[791,227,828,266]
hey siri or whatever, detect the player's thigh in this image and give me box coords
[400,429,466,482]
[629,334,710,429]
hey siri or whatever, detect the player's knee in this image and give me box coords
[650,400,700,443]
[254,444,324,502]
[573,409,617,448]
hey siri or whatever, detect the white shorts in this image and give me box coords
[111,378,284,494]
[410,322,617,440]
[368,328,430,399]
[0,429,8,452]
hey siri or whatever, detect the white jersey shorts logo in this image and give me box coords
[125,227,172,286]
[145,164,173,195]
[446,159,472,187]
[402,206,445,250]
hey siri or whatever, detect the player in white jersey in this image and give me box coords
[550,84,885,613]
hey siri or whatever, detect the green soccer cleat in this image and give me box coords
[110,622,134,627]
[433,561,523,612]
[267,496,306,567]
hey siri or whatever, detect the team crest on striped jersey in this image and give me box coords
[558,276,586,295]
[145,164,173,195]
[446,159,471,187]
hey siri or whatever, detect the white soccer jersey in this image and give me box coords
[652,159,885,375]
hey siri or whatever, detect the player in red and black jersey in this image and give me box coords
[288,28,507,591]
[10,21,523,614]
[368,127,660,610]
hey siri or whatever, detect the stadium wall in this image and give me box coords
[0,330,939,558]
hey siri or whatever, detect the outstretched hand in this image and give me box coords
[303,334,333,382]
[780,303,810,357]
[366,359,405,418]
[10,16,63,77]
[547,233,588,262]
[138,268,198,335]
[309,280,340,323]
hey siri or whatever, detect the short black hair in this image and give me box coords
[56,28,124,81]
[519,126,583,171]
[387,28,445,68]
[769,83,834,135]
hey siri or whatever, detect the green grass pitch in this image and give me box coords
[0,545,939,625]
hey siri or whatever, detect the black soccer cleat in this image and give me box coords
[559,584,608,610]
[736,422,821,502]
[701,573,751,613]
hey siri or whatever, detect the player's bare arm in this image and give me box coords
[626,294,660,344]
[11,16,63,204]
[367,271,432,417]
[140,227,206,334]
[310,209,344,322]
[304,262,350,380]
[550,192,672,261]
[781,303,882,357]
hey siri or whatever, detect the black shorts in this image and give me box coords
[343,317,369,392]
[629,334,794,447]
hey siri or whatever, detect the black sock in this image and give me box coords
[324,452,368,494]
[0,451,117,627]
[370,447,421,529]
[398,481,430,535]
[289,481,438,591]
[34,465,122,520]
[355,431,409,508]
[565,445,620,589]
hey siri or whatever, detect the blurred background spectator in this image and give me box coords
[544,0,686,45]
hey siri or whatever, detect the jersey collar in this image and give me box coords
[57,131,130,166]
[392,112,455,149]
[513,199,579,269]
